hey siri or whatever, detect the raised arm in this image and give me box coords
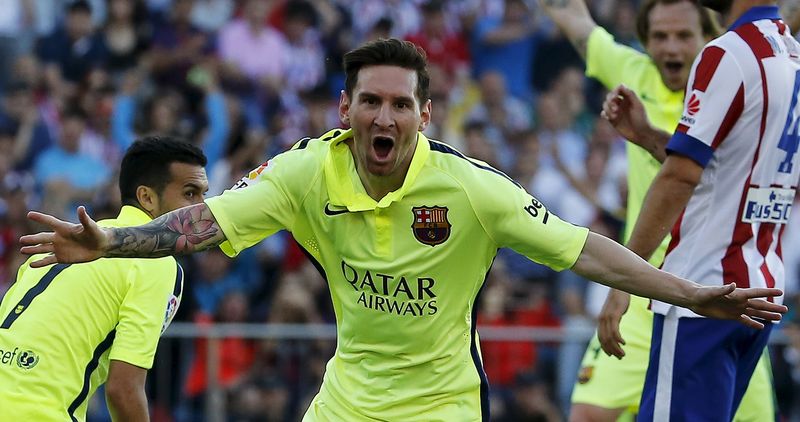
[537,0,598,59]
[20,203,226,267]
[602,84,672,162]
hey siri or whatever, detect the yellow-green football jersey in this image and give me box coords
[206,128,589,421]
[585,26,684,264]
[0,206,182,421]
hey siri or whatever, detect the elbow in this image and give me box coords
[105,378,139,408]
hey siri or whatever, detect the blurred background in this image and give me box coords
[0,0,798,420]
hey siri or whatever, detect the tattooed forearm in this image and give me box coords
[105,203,226,258]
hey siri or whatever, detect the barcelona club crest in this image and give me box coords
[412,206,451,246]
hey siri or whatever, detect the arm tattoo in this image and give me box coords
[106,203,225,258]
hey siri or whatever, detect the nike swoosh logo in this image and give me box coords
[324,203,349,216]
[640,93,656,103]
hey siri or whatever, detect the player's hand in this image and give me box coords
[597,288,630,359]
[688,284,787,329]
[19,206,109,268]
[601,84,654,145]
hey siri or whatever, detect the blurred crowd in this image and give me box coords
[0,0,798,420]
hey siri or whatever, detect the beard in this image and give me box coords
[700,0,733,14]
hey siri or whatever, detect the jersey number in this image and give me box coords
[778,69,800,174]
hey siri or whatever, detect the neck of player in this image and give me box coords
[354,148,415,201]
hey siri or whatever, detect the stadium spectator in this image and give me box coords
[466,70,531,170]
[33,107,110,220]
[36,0,108,99]
[111,66,228,168]
[149,0,214,91]
[471,0,541,100]
[101,0,150,78]
[0,80,54,172]
[406,0,471,82]
[218,0,289,127]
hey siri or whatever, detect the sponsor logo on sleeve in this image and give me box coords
[681,90,703,126]
[161,294,180,334]
[231,160,274,190]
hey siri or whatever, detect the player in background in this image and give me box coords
[0,137,208,421]
[537,0,777,420]
[17,39,787,421]
[602,0,799,418]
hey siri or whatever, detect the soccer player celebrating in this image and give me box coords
[19,39,787,421]
[0,138,208,421]
[538,0,776,419]
[602,0,799,419]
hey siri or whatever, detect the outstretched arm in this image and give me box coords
[537,0,597,59]
[572,232,786,328]
[20,203,226,267]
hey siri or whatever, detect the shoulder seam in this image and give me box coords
[428,140,522,189]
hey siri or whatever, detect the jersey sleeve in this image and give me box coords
[108,259,181,369]
[205,141,320,257]
[667,44,745,167]
[585,26,647,89]
[466,165,590,271]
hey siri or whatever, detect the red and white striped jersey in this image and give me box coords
[657,6,800,317]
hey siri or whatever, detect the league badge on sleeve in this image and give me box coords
[412,206,451,246]
[231,160,274,190]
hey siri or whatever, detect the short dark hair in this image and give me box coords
[67,0,92,14]
[636,0,720,45]
[119,136,207,207]
[343,38,430,103]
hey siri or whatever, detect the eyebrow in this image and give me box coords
[184,182,208,192]
[358,92,415,104]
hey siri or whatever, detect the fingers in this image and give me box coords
[77,206,96,229]
[746,298,788,315]
[19,232,55,246]
[597,316,626,359]
[737,315,765,330]
[744,308,783,322]
[737,287,783,299]
[20,244,54,256]
[29,254,57,269]
[27,211,68,229]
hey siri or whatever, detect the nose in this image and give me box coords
[373,104,395,129]
[663,36,681,55]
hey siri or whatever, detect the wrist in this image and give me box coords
[676,279,701,309]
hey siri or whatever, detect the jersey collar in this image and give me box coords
[324,128,430,211]
[116,205,153,225]
[729,5,780,31]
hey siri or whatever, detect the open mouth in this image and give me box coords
[664,61,683,74]
[373,136,395,160]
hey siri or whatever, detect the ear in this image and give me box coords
[338,90,351,126]
[136,185,159,217]
[418,98,432,132]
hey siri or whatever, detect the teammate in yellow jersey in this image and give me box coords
[18,39,786,421]
[0,137,208,421]
[539,0,777,420]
